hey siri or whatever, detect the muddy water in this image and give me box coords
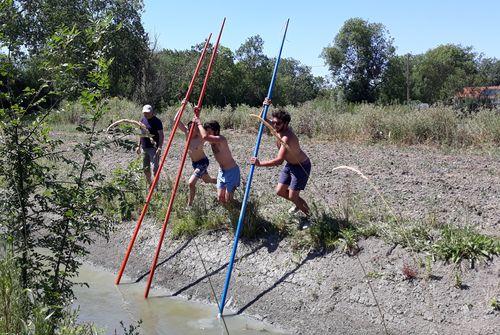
[74,264,285,335]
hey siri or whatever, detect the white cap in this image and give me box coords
[142,104,153,113]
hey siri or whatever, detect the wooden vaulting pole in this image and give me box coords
[144,18,226,298]
[114,34,212,286]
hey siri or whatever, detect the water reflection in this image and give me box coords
[74,264,284,335]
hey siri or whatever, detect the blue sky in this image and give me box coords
[142,0,500,78]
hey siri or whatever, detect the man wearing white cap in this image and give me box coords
[136,104,164,185]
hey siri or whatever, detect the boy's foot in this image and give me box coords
[297,216,311,230]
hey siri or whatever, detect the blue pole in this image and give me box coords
[218,19,290,316]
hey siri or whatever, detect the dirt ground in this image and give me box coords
[85,130,499,334]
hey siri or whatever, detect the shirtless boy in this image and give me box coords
[193,116,240,204]
[175,111,216,206]
[250,108,311,215]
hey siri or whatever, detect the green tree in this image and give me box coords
[206,46,242,106]
[1,0,149,100]
[412,44,478,103]
[152,47,201,107]
[0,15,122,315]
[322,18,395,103]
[274,58,321,106]
[378,55,409,104]
[235,35,272,105]
[476,57,500,86]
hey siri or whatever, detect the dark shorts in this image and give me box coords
[278,158,311,191]
[192,157,209,178]
[143,147,159,174]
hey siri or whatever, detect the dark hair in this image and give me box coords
[271,109,291,124]
[187,121,194,129]
[203,120,220,135]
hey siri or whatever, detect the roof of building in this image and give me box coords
[456,86,500,98]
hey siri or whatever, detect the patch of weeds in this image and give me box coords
[171,206,206,239]
[273,212,296,237]
[117,320,143,335]
[204,203,229,231]
[426,211,443,229]
[356,223,380,238]
[402,262,418,280]
[291,230,313,252]
[381,219,434,253]
[490,298,500,311]
[432,225,500,267]
[229,197,274,239]
[101,158,146,220]
[308,203,349,252]
[366,271,384,279]
[424,255,433,280]
[337,228,360,255]
[166,185,272,240]
[170,185,225,238]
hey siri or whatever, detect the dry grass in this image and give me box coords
[52,97,500,148]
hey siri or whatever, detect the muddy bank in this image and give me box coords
[88,222,499,335]
[84,132,499,334]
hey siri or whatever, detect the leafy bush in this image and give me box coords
[102,159,146,221]
[0,254,99,335]
[307,203,352,251]
[432,225,500,267]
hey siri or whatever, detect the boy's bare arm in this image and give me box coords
[251,137,287,167]
[136,137,142,154]
[174,109,188,134]
[194,117,224,143]
[157,129,164,151]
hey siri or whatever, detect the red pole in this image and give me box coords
[115,34,212,285]
[144,18,226,298]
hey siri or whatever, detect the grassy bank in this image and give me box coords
[104,159,500,273]
[51,97,500,149]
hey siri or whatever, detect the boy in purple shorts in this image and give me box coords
[250,108,311,215]
[194,117,240,204]
[176,111,216,206]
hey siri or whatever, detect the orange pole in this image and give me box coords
[144,18,226,298]
[115,34,212,285]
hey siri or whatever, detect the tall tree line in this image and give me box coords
[322,18,500,104]
[1,1,322,109]
[143,35,322,108]
[4,2,499,108]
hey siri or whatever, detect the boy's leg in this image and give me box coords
[144,169,152,185]
[287,161,311,215]
[288,189,309,215]
[201,173,216,184]
[276,183,290,200]
[224,190,234,203]
[217,188,227,203]
[188,175,199,206]
[143,149,152,185]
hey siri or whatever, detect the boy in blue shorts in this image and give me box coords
[193,117,240,204]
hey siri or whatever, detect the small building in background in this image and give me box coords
[455,86,500,109]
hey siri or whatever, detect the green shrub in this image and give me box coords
[102,159,146,221]
[0,255,100,335]
[308,203,351,251]
[432,225,500,267]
